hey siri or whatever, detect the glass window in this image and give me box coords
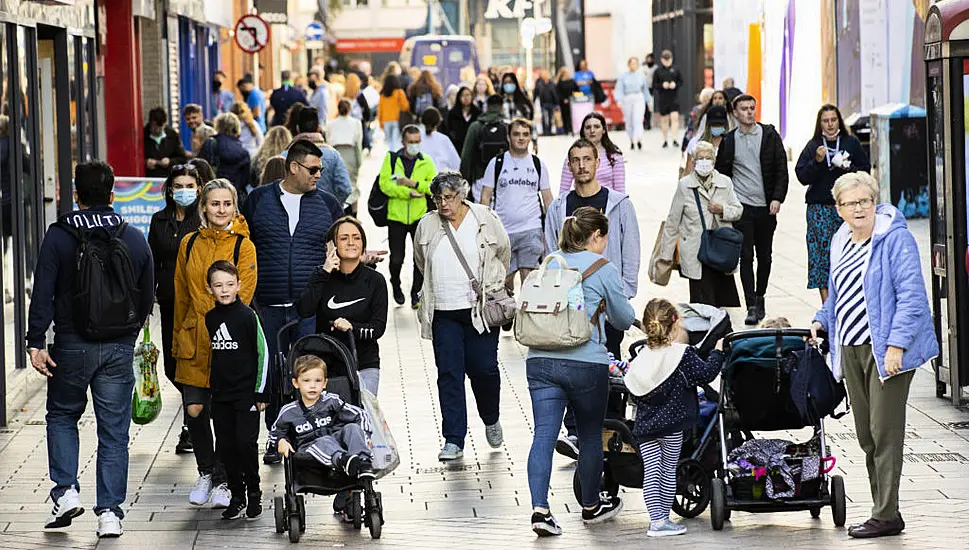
[67,35,78,173]
[0,24,12,379]
[81,37,95,162]
[17,26,38,313]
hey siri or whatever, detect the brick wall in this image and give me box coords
[139,5,167,121]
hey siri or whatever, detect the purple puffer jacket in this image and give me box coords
[814,204,939,381]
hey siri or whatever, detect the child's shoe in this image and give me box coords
[647,519,687,537]
[246,491,262,519]
[221,498,246,520]
[356,456,376,479]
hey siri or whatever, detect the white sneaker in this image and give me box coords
[647,519,687,537]
[96,511,123,538]
[209,483,231,509]
[45,488,84,529]
[437,442,464,461]
[189,474,213,506]
[485,422,504,448]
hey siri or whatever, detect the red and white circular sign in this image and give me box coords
[234,15,271,54]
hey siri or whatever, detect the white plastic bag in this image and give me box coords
[361,389,399,478]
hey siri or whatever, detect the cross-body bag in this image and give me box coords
[692,187,743,273]
[441,217,517,328]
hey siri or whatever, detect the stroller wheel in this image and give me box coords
[710,478,727,531]
[366,492,383,539]
[351,491,363,530]
[297,495,306,533]
[273,496,286,533]
[572,463,620,504]
[810,507,822,518]
[288,515,301,543]
[831,475,846,527]
[672,459,710,519]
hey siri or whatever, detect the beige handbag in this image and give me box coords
[649,222,679,286]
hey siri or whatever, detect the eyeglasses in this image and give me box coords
[837,198,874,210]
[432,194,459,205]
[295,160,322,176]
[172,164,199,173]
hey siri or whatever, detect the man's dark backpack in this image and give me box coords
[367,151,398,227]
[478,120,509,165]
[57,222,142,340]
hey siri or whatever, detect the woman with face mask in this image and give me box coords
[147,162,204,455]
[795,104,871,303]
[499,72,538,151]
[652,141,743,307]
[684,105,729,175]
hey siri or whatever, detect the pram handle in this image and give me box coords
[276,319,303,357]
[329,321,359,363]
[723,328,813,344]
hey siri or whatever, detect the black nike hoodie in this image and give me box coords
[296,263,388,368]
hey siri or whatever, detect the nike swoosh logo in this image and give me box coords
[327,296,365,310]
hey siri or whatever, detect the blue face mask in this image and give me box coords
[172,188,198,207]
[711,126,726,137]
[503,83,517,94]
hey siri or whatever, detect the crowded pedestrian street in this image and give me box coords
[1,130,967,550]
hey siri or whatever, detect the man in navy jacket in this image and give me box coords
[269,70,308,127]
[240,139,344,463]
[26,161,154,539]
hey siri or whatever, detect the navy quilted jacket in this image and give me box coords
[240,181,344,306]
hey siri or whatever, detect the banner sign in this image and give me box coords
[113,178,167,237]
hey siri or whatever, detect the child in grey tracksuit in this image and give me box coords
[268,355,375,478]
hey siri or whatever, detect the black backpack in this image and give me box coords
[57,222,142,341]
[367,151,398,228]
[788,343,849,424]
[478,119,509,165]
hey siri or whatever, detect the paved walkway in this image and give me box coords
[1,130,968,549]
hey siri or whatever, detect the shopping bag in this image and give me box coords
[131,326,162,425]
[360,389,399,478]
[648,221,680,286]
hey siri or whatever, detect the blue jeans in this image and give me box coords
[384,121,401,151]
[431,309,501,448]
[541,104,556,135]
[258,305,316,430]
[47,336,136,518]
[526,357,609,509]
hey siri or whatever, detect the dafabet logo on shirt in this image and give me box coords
[211,322,239,350]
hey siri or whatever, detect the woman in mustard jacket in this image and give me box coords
[172,178,257,508]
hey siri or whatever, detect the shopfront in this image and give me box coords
[0,0,100,425]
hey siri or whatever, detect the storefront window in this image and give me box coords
[67,35,78,172]
[81,37,95,162]
[16,26,37,313]
[0,24,13,378]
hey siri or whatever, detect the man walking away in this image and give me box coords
[652,50,682,148]
[307,68,330,127]
[544,139,641,459]
[269,70,308,128]
[715,94,788,325]
[241,139,346,463]
[479,118,553,320]
[27,161,154,538]
[378,124,437,308]
[459,94,508,201]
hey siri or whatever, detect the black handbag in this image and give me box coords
[692,187,743,273]
[789,343,848,424]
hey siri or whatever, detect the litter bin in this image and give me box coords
[869,103,929,218]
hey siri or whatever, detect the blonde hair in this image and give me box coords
[698,87,715,106]
[474,75,495,96]
[643,298,679,349]
[344,73,361,99]
[832,172,879,205]
[230,101,256,128]
[293,355,327,379]
[760,317,791,329]
[559,206,609,253]
[198,179,239,227]
[214,112,241,138]
[253,126,293,173]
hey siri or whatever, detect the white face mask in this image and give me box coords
[694,159,715,176]
[405,143,421,157]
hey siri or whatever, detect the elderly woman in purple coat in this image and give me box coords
[810,172,938,540]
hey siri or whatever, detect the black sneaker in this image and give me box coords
[356,457,376,479]
[744,305,759,326]
[672,140,680,147]
[341,453,360,477]
[393,286,405,305]
[221,499,246,520]
[637,142,643,150]
[175,426,193,454]
[263,442,282,465]
[581,496,623,524]
[246,492,263,519]
[662,141,669,148]
[531,511,563,536]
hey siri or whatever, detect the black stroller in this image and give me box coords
[271,321,385,543]
[709,328,847,530]
[573,304,732,518]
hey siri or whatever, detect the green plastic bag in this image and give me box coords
[132,327,162,425]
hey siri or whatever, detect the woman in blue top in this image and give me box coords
[526,206,636,537]
[574,59,595,98]
[614,57,651,151]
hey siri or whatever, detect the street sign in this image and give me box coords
[234,14,270,54]
[305,21,324,41]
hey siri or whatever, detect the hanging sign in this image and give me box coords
[234,14,271,54]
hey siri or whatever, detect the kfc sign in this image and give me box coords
[485,0,546,19]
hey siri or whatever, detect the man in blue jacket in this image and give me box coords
[26,161,155,539]
[240,139,345,464]
[269,70,308,128]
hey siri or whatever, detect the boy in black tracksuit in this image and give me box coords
[204,260,270,521]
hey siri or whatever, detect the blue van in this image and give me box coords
[399,35,480,90]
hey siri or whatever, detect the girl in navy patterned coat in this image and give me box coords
[624,299,724,537]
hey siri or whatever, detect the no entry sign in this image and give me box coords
[234,14,270,54]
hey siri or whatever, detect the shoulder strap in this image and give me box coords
[692,187,708,232]
[493,154,504,189]
[580,258,610,281]
[531,154,542,179]
[185,232,200,264]
[233,234,244,265]
[440,217,480,295]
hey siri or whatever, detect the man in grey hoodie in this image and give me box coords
[545,139,642,459]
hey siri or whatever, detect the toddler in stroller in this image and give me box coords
[270,331,386,542]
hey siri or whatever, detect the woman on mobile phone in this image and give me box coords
[296,216,388,396]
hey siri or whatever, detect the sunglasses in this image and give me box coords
[172,164,199,173]
[295,160,322,176]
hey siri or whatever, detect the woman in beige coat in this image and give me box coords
[656,141,743,307]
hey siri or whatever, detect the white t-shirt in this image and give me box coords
[432,213,480,311]
[481,152,550,235]
[280,187,302,236]
[418,128,461,172]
